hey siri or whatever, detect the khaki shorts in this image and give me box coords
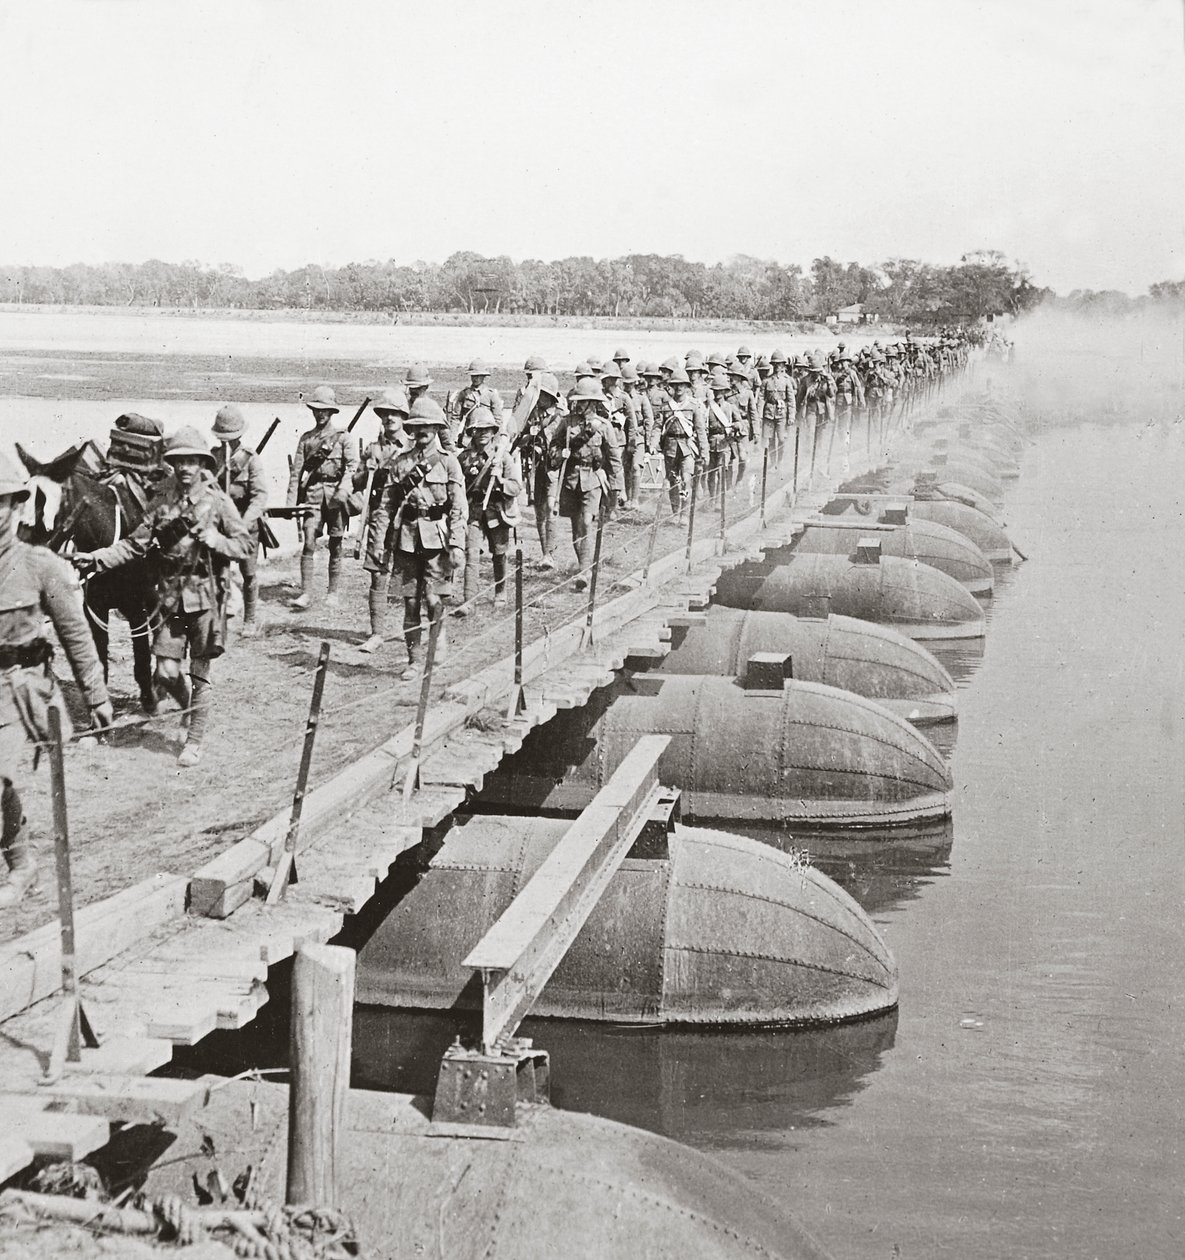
[393,548,454,599]
[153,608,223,661]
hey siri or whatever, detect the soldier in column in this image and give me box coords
[726,360,759,489]
[76,428,250,767]
[598,360,632,512]
[654,367,708,521]
[735,344,760,392]
[514,371,565,570]
[704,369,739,500]
[457,406,522,614]
[211,404,268,638]
[832,350,866,472]
[620,363,652,509]
[356,388,411,654]
[762,349,794,467]
[403,365,456,453]
[545,378,622,591]
[513,354,549,411]
[450,359,505,447]
[366,399,467,681]
[285,385,359,609]
[685,350,710,403]
[0,454,112,905]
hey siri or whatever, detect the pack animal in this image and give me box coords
[16,424,170,715]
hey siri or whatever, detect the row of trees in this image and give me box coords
[4,249,1169,324]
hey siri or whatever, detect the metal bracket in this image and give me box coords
[429,1037,550,1136]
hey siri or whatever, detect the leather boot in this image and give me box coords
[401,609,421,680]
[156,671,190,718]
[290,555,316,609]
[241,574,260,638]
[0,789,35,909]
[359,588,386,653]
[326,556,343,609]
[178,678,210,767]
[492,554,507,609]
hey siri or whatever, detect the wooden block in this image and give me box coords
[37,1075,211,1124]
[65,1038,173,1078]
[0,1136,33,1181]
[7,1111,109,1161]
[145,1007,219,1045]
[0,1094,50,1116]
[0,875,189,1023]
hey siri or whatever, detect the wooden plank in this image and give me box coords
[0,1137,33,1182]
[6,1111,109,1161]
[36,1075,211,1123]
[0,875,188,1024]
[65,1037,173,1078]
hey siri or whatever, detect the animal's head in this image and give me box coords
[15,441,105,546]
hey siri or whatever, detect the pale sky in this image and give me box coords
[0,0,1181,294]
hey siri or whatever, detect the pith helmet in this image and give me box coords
[668,366,691,386]
[660,357,680,373]
[373,387,410,416]
[586,357,604,375]
[769,348,788,364]
[537,371,560,400]
[212,403,245,439]
[573,362,594,379]
[0,453,29,500]
[756,353,771,370]
[727,362,748,379]
[709,369,731,392]
[642,362,663,378]
[466,405,500,432]
[305,384,339,413]
[808,353,825,370]
[736,345,753,358]
[684,351,705,372]
[613,347,631,362]
[402,364,433,389]
[570,377,609,406]
[600,361,621,381]
[164,426,217,467]
[620,363,640,383]
[524,354,548,372]
[467,358,491,376]
[706,351,726,369]
[405,397,449,429]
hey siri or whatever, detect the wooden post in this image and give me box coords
[401,606,443,799]
[759,447,769,530]
[287,944,354,1209]
[505,546,526,720]
[268,642,332,904]
[684,474,698,574]
[642,486,663,582]
[579,515,605,651]
[718,464,727,553]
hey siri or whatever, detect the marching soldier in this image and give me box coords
[513,371,565,570]
[685,350,709,403]
[286,385,359,610]
[513,354,549,411]
[76,427,250,767]
[356,388,412,654]
[727,361,758,487]
[366,398,467,681]
[450,359,505,446]
[0,455,112,906]
[457,405,522,613]
[404,365,456,453]
[653,366,707,520]
[762,349,795,466]
[545,378,622,591]
[834,350,866,414]
[620,363,652,509]
[704,369,739,500]
[211,404,268,638]
[598,360,632,509]
[735,345,760,392]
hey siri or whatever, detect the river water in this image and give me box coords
[353,411,1185,1259]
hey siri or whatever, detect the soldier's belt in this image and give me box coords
[0,640,52,670]
[404,504,449,521]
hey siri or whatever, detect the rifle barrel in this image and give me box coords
[256,417,281,455]
[346,397,372,433]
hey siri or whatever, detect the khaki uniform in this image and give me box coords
[705,396,742,499]
[459,443,523,605]
[762,371,796,457]
[212,442,267,627]
[546,416,622,573]
[286,423,359,537]
[0,537,109,886]
[451,384,505,445]
[656,396,708,516]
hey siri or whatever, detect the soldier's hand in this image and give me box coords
[89,701,114,730]
[449,546,466,573]
[72,552,100,576]
[197,525,225,550]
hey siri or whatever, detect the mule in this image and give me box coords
[16,440,168,715]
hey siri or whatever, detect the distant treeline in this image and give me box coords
[1,250,1179,323]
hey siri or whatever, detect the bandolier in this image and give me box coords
[515,371,565,570]
[456,405,522,612]
[653,367,708,521]
[450,359,505,447]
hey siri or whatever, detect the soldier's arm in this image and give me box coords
[367,476,394,565]
[446,458,469,551]
[34,550,110,711]
[242,453,269,528]
[335,433,360,500]
[201,494,253,561]
[499,450,523,501]
[602,420,624,491]
[84,511,156,571]
[693,402,709,458]
[286,434,306,506]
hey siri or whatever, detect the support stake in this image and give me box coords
[684,474,698,574]
[401,606,444,799]
[43,707,98,1084]
[579,514,605,651]
[642,485,663,582]
[505,546,527,720]
[267,641,331,904]
[759,447,769,530]
[718,465,727,553]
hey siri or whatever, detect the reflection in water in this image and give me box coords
[351,1006,899,1151]
[708,820,954,917]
